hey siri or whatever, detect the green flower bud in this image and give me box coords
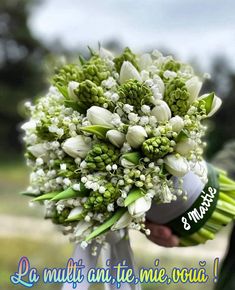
[84,182,121,213]
[114,47,139,73]
[142,135,174,159]
[117,79,152,110]
[78,55,111,85]
[53,64,81,88]
[85,142,119,171]
[74,80,108,111]
[164,77,191,116]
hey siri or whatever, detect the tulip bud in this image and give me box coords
[198,93,222,117]
[138,53,152,70]
[106,130,125,148]
[153,75,165,95]
[119,61,142,84]
[126,125,147,148]
[28,143,47,158]
[111,211,132,230]
[175,138,196,156]
[67,206,83,221]
[99,47,114,59]
[185,76,202,103]
[128,196,152,218]
[87,106,114,127]
[164,154,189,177]
[62,135,91,159]
[21,120,37,131]
[75,221,92,237]
[68,81,79,100]
[120,158,136,168]
[161,184,174,203]
[151,100,171,122]
[169,116,184,132]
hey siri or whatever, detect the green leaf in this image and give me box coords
[51,185,89,201]
[56,84,68,98]
[32,192,59,202]
[122,152,141,165]
[200,93,214,114]
[124,188,145,207]
[176,129,189,142]
[85,208,126,242]
[64,100,85,113]
[20,192,41,197]
[79,55,87,65]
[80,125,112,139]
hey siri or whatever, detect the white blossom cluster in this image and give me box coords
[21,47,222,248]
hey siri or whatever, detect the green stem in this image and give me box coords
[211,210,232,224]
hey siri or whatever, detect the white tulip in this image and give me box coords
[99,47,114,59]
[189,160,208,184]
[164,154,189,177]
[161,184,174,203]
[175,139,196,156]
[119,61,142,84]
[62,135,91,158]
[126,125,147,148]
[151,100,171,122]
[185,76,202,103]
[169,116,184,132]
[106,130,125,148]
[67,207,83,220]
[75,221,92,237]
[120,158,136,168]
[153,75,165,95]
[87,106,114,127]
[138,53,152,70]
[21,120,37,131]
[111,211,133,230]
[68,81,79,100]
[28,143,47,158]
[128,196,152,218]
[198,93,222,117]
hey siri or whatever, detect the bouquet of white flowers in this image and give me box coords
[21,47,235,252]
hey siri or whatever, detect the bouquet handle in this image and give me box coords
[62,230,141,290]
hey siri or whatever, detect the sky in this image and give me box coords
[29,0,235,70]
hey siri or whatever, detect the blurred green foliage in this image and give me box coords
[0,0,48,157]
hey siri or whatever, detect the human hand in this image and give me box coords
[145,220,180,247]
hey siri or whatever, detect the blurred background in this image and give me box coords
[0,0,235,289]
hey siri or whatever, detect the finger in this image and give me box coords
[148,235,180,248]
[145,222,172,239]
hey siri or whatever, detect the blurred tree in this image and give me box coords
[0,0,47,157]
[202,57,235,159]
